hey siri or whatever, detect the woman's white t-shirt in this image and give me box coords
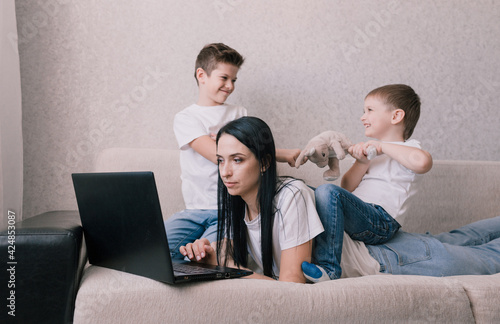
[244,179,324,277]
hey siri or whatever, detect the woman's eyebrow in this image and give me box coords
[230,152,247,158]
[216,152,247,158]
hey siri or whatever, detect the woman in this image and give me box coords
[181,116,324,282]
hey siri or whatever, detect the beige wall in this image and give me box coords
[1,0,23,228]
[15,0,500,218]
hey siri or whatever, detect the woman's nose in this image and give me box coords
[220,163,231,177]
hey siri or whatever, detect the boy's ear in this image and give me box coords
[196,68,207,84]
[391,109,405,124]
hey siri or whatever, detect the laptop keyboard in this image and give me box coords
[173,263,219,274]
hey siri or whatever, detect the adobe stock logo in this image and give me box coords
[7,0,74,54]
[212,0,244,21]
[340,1,401,63]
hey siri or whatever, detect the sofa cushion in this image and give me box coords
[453,274,500,323]
[74,265,475,323]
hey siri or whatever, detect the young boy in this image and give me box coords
[302,84,433,282]
[167,43,300,260]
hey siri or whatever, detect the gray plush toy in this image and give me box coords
[296,131,353,181]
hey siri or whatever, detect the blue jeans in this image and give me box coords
[164,209,218,260]
[313,184,401,279]
[367,216,500,276]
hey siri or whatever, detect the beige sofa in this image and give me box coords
[73,148,500,323]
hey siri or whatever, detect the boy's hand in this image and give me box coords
[180,238,217,265]
[349,142,370,163]
[349,141,382,162]
[276,148,302,167]
[350,140,433,174]
[364,140,383,159]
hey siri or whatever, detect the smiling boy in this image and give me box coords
[302,84,433,282]
[165,44,247,260]
[166,43,300,260]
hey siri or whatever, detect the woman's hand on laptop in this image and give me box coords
[180,238,217,265]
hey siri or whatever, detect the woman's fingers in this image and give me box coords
[180,238,211,261]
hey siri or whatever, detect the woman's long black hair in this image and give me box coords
[215,116,278,278]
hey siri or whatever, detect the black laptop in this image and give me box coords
[72,171,252,284]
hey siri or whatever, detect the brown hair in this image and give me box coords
[366,84,421,140]
[194,43,245,84]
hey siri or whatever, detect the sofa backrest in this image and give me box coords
[94,148,183,219]
[95,148,500,234]
[404,160,500,233]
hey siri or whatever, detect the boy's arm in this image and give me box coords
[276,148,301,167]
[189,135,218,164]
[190,137,302,168]
[367,141,433,174]
[341,161,370,192]
[341,143,370,192]
[340,161,370,192]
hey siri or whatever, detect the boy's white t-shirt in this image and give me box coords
[173,103,247,209]
[352,139,423,226]
[244,179,324,277]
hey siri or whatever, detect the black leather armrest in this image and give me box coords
[0,210,86,324]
